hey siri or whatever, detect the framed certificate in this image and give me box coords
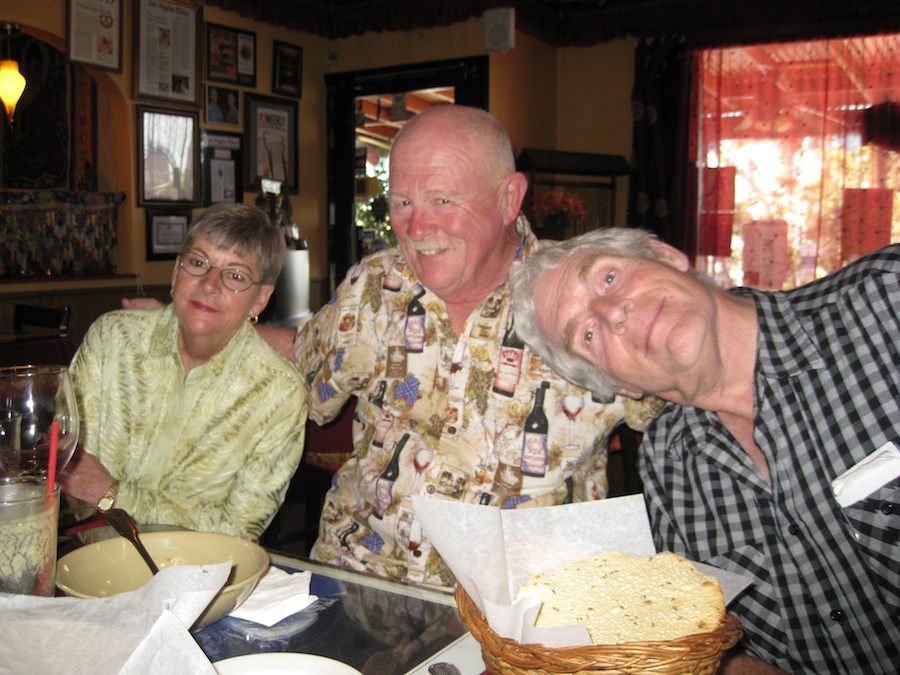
[146,207,191,261]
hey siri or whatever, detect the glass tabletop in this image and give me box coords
[194,553,469,675]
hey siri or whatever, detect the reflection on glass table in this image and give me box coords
[195,553,468,675]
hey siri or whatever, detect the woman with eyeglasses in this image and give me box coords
[59,203,307,540]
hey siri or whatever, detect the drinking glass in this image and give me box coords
[0,409,22,477]
[0,366,80,481]
[0,477,60,596]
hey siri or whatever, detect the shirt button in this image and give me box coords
[787,523,801,536]
[412,549,422,558]
[880,502,894,515]
[829,609,845,622]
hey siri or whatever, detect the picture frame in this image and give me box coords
[134,0,201,105]
[204,84,241,127]
[206,23,256,88]
[272,40,303,98]
[201,130,243,206]
[66,0,123,73]
[137,105,200,207]
[146,207,191,261]
[244,94,298,192]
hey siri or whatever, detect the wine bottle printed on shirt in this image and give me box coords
[338,521,359,549]
[375,433,409,518]
[404,286,427,353]
[521,381,550,477]
[492,318,525,396]
[370,380,393,447]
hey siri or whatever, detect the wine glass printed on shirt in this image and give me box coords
[449,343,467,389]
[561,393,585,450]
[408,518,423,552]
[409,447,434,496]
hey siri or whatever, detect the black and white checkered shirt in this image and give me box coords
[641,245,900,674]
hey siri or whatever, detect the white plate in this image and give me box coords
[214,653,362,675]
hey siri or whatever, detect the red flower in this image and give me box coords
[530,190,586,219]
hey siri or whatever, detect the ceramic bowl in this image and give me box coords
[56,530,269,629]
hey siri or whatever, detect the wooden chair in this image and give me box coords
[14,304,71,338]
[2,305,77,367]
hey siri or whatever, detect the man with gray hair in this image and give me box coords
[510,227,899,674]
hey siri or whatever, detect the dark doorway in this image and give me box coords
[325,56,489,291]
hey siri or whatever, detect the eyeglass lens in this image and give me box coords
[180,253,256,292]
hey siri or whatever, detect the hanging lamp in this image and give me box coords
[0,23,25,125]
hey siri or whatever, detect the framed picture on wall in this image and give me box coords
[66,0,124,73]
[244,94,298,192]
[201,130,243,206]
[272,40,303,98]
[146,207,191,261]
[134,0,201,105]
[204,84,241,127]
[137,105,200,206]
[207,23,256,88]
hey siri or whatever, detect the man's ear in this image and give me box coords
[502,172,529,223]
[647,238,691,272]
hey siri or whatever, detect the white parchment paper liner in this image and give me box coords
[415,495,750,648]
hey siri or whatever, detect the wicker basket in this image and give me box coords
[456,586,742,675]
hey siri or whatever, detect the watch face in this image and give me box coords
[98,497,113,511]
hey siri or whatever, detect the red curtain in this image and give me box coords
[692,34,900,289]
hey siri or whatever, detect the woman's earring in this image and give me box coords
[170,288,174,298]
[248,316,259,325]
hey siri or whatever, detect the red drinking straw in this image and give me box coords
[47,421,59,494]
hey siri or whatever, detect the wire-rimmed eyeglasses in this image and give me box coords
[178,252,260,293]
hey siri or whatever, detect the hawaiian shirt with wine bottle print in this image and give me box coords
[297,217,662,588]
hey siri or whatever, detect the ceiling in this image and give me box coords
[206,0,900,47]
[354,89,455,150]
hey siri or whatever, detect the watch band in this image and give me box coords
[97,479,119,512]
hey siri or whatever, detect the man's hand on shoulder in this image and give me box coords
[122,297,165,310]
[256,324,298,361]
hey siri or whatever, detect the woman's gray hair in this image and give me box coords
[510,227,661,400]
[180,203,286,285]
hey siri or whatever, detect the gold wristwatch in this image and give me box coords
[98,480,119,512]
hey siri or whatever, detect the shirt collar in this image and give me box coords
[730,287,825,378]
[148,304,254,391]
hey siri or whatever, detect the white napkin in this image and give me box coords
[832,441,900,507]
[227,566,318,627]
[0,563,230,675]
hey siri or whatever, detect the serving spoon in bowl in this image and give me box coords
[101,507,160,575]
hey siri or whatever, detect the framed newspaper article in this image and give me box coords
[66,0,124,72]
[134,0,201,105]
